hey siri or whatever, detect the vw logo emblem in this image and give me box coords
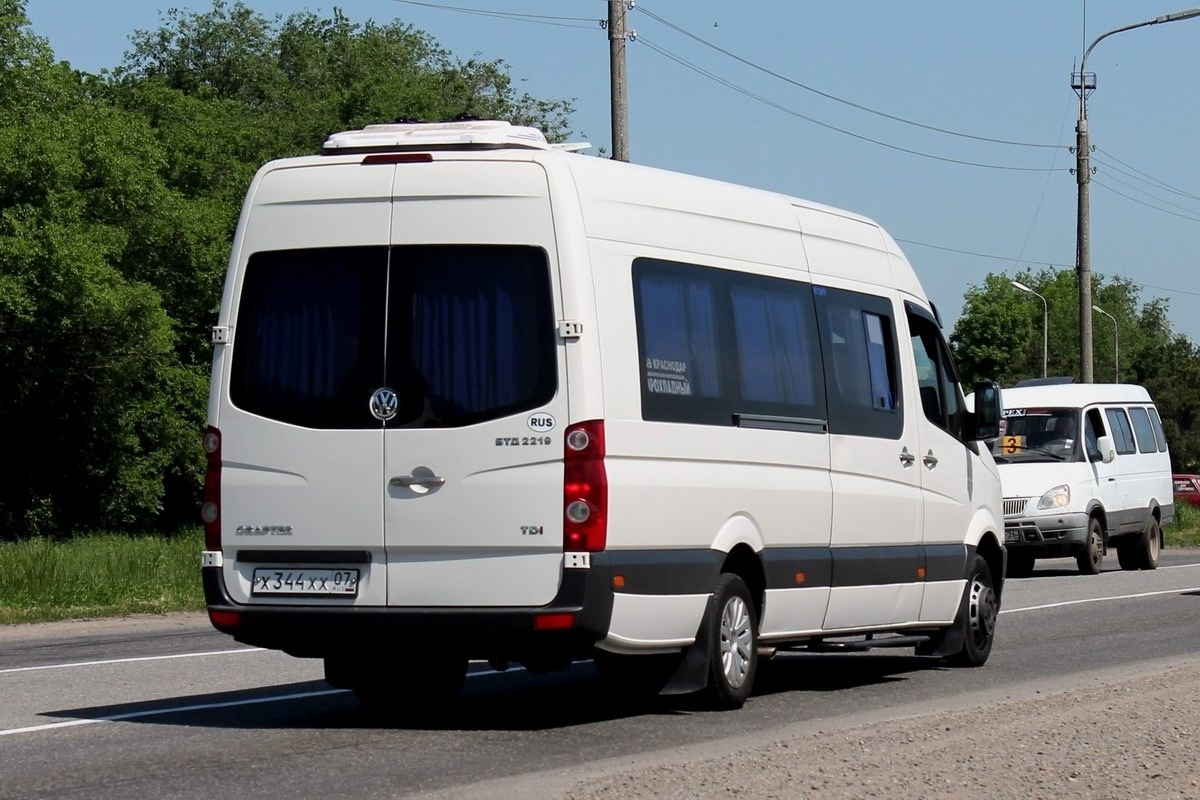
[369,387,399,421]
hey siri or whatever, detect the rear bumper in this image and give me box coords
[202,561,617,660]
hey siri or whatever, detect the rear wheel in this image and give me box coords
[1076,517,1104,575]
[1125,518,1162,570]
[700,573,758,710]
[945,554,998,667]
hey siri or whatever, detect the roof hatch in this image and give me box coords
[321,119,590,155]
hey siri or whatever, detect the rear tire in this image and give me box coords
[945,554,998,667]
[1134,518,1162,570]
[1076,518,1104,575]
[700,573,758,710]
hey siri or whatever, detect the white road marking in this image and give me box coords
[0,689,347,737]
[0,648,265,674]
[1001,585,1200,614]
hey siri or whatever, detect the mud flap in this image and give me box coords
[660,593,717,695]
[920,578,970,658]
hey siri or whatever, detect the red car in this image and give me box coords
[1173,474,1200,507]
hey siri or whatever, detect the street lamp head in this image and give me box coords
[1011,280,1032,293]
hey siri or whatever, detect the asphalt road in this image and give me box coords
[3,550,1200,799]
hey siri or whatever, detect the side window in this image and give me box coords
[1148,407,1169,453]
[1127,407,1158,454]
[1085,408,1105,461]
[813,286,901,438]
[907,307,966,440]
[634,259,824,427]
[1104,408,1137,455]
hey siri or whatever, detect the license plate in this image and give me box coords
[1004,530,1020,543]
[251,568,359,596]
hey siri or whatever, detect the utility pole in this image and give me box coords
[608,0,631,162]
[1072,7,1200,383]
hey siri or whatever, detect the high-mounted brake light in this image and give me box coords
[202,426,222,551]
[361,152,434,165]
[563,420,607,552]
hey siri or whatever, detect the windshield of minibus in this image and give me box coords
[993,407,1083,463]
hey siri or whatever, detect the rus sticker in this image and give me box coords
[527,413,556,432]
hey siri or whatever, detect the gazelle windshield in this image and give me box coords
[994,407,1082,462]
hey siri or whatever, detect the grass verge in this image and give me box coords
[0,528,205,625]
[1,510,1198,625]
[1166,502,1200,548]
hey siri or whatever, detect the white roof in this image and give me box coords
[1001,383,1153,410]
[322,119,589,152]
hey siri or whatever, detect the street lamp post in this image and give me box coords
[1073,7,1200,384]
[1012,280,1048,378]
[1092,304,1119,382]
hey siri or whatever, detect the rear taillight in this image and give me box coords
[563,420,607,552]
[201,426,221,551]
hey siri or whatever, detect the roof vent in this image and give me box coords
[321,119,590,154]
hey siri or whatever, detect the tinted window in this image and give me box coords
[1127,406,1158,454]
[1148,407,1169,453]
[231,247,388,429]
[907,308,965,440]
[1104,408,1136,455]
[230,245,556,429]
[385,245,557,428]
[634,259,825,427]
[815,287,901,439]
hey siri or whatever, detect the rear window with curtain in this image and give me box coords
[230,245,556,429]
[230,247,388,429]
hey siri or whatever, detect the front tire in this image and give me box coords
[700,573,758,710]
[945,554,998,667]
[1076,517,1104,575]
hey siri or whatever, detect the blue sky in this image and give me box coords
[23,0,1200,352]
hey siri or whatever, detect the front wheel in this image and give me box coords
[1076,517,1104,575]
[944,554,998,667]
[700,573,758,710]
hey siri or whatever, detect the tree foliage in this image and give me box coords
[0,0,576,537]
[951,268,1200,471]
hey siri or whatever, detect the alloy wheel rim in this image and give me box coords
[720,595,753,689]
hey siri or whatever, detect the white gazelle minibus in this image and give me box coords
[994,381,1173,577]
[201,120,1005,712]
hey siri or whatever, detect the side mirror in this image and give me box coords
[1096,435,1116,464]
[968,380,1001,441]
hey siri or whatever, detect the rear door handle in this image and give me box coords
[923,451,939,469]
[390,474,446,489]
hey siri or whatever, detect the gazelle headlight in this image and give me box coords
[1037,484,1071,510]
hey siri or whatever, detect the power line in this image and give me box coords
[1093,180,1200,224]
[1094,149,1200,203]
[896,237,1200,298]
[638,37,1061,173]
[637,4,1062,151]
[388,0,597,29]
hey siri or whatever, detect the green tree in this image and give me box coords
[0,0,579,536]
